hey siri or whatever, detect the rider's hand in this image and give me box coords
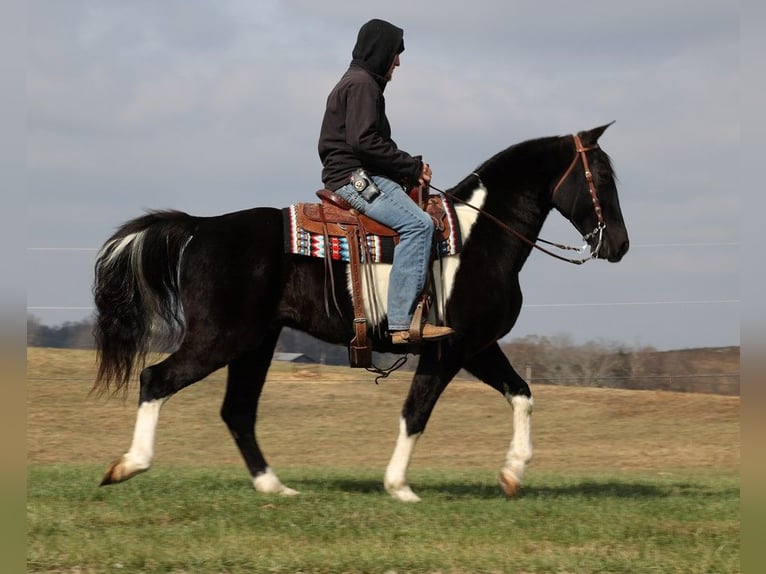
[419,163,432,187]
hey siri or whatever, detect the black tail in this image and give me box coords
[92,210,197,396]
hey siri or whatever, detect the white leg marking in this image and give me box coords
[101,398,167,484]
[384,417,422,502]
[125,399,164,469]
[253,467,299,496]
[500,395,534,495]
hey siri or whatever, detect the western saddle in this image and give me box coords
[292,185,453,368]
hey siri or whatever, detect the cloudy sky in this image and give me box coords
[25,0,739,351]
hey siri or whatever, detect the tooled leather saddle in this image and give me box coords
[287,186,460,368]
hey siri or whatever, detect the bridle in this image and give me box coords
[432,133,606,265]
[549,133,606,261]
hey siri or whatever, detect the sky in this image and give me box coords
[25,0,740,351]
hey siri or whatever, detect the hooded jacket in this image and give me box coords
[318,19,423,191]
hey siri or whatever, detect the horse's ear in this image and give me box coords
[579,121,615,146]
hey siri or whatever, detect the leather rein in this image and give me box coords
[431,134,606,265]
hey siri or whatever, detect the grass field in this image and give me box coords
[27,348,740,573]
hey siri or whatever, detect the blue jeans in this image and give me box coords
[333,176,435,331]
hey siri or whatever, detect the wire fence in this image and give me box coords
[25,242,741,313]
[26,243,740,398]
[27,369,740,396]
[26,242,740,312]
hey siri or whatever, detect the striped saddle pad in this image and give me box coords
[282,194,463,264]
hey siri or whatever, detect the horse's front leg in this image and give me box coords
[463,342,533,498]
[384,346,462,502]
[501,394,534,497]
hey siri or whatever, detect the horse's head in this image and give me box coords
[551,123,629,262]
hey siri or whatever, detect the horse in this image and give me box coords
[92,123,629,502]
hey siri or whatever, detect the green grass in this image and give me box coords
[27,349,741,572]
[28,465,739,574]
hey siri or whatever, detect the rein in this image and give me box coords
[431,134,605,265]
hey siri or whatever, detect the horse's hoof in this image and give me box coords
[253,468,299,496]
[499,469,522,498]
[99,456,148,486]
[386,484,422,503]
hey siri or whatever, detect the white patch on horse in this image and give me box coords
[347,183,488,328]
[384,417,422,502]
[502,395,534,485]
[123,398,165,472]
[98,231,143,269]
[432,184,487,308]
[253,467,299,496]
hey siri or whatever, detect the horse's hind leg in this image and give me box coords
[220,328,297,496]
[100,345,228,485]
[463,342,533,498]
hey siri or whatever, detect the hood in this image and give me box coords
[351,19,405,80]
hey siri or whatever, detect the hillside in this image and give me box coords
[499,339,739,395]
[26,347,740,472]
[26,315,740,395]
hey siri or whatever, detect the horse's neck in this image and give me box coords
[480,175,552,270]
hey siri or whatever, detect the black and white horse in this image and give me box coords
[92,124,629,501]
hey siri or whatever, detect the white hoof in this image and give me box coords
[276,485,300,497]
[385,483,421,502]
[253,468,299,496]
[499,468,522,498]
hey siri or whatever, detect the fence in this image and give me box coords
[27,243,740,396]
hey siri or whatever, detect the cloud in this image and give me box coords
[24,0,740,349]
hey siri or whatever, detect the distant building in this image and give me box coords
[272,352,316,364]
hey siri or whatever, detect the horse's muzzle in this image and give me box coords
[605,238,629,262]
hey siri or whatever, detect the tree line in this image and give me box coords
[496,334,739,395]
[27,316,739,395]
[26,315,353,363]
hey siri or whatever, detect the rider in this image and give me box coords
[318,18,454,345]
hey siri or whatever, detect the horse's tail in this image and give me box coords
[91,210,197,396]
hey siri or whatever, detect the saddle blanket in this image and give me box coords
[282,198,463,264]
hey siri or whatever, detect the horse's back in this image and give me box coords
[177,207,288,329]
[183,207,281,262]
[193,206,283,242]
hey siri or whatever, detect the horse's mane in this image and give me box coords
[446,133,617,200]
[446,136,563,199]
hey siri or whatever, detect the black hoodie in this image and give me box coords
[318,19,423,191]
